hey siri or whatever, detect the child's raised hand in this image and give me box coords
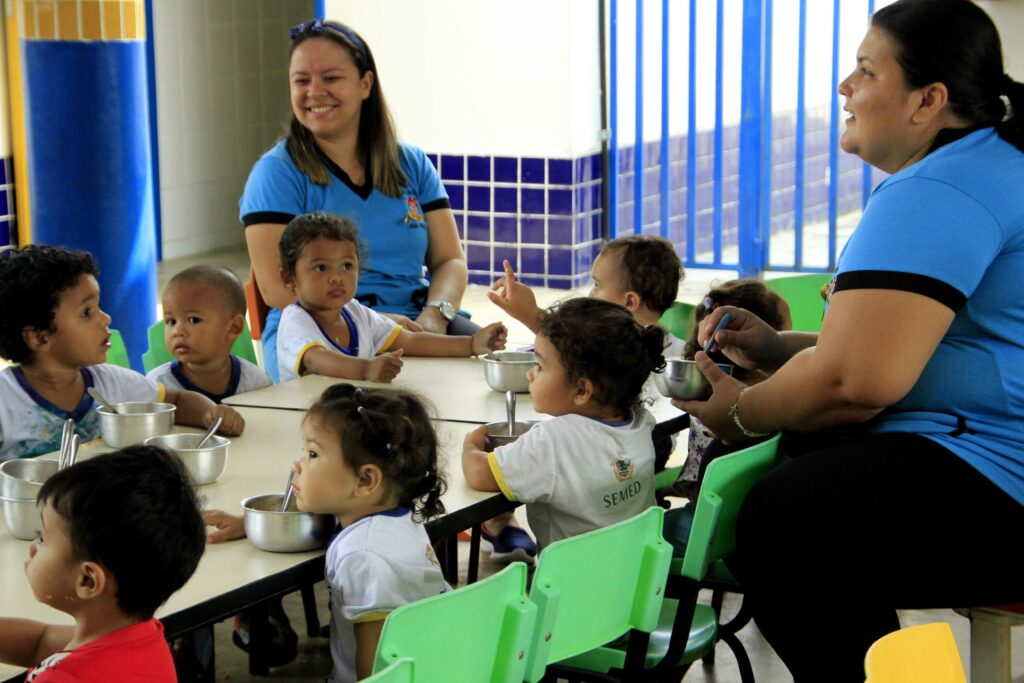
[206,404,245,436]
[487,260,541,332]
[203,509,246,543]
[472,322,508,355]
[366,349,404,383]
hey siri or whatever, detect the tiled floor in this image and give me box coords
[160,245,1024,682]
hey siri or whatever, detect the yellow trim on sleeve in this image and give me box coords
[295,342,327,376]
[352,611,390,624]
[487,452,517,501]
[156,383,167,403]
[379,325,403,352]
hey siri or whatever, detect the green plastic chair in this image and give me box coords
[373,563,537,682]
[106,329,131,369]
[141,320,258,372]
[524,507,673,682]
[765,273,833,332]
[549,433,781,682]
[365,658,415,683]
[658,301,697,342]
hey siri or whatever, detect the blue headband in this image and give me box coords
[288,19,367,60]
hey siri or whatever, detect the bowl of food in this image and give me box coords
[241,494,335,553]
[98,402,176,447]
[481,351,535,393]
[1,495,41,540]
[653,359,735,400]
[0,458,58,500]
[144,433,230,486]
[484,420,538,450]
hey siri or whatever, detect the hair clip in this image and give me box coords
[1000,93,1014,123]
[288,19,367,58]
[357,406,365,414]
[702,296,715,310]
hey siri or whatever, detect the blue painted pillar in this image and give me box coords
[738,0,765,278]
[22,0,156,370]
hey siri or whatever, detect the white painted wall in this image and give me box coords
[979,1,1024,81]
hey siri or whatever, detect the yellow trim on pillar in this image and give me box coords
[5,0,32,244]
[21,0,146,42]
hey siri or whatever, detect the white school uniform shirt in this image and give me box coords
[0,364,163,461]
[326,508,449,683]
[277,301,402,382]
[487,410,657,550]
[146,356,271,403]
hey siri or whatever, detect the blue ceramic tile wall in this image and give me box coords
[0,158,16,248]
[429,106,869,289]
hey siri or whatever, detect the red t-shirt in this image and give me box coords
[25,619,175,682]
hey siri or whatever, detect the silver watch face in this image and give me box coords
[430,301,455,320]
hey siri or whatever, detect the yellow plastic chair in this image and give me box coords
[764,273,833,332]
[864,622,966,683]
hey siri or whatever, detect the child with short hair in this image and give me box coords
[203,384,450,682]
[0,246,245,461]
[663,278,791,555]
[276,212,506,383]
[0,445,206,681]
[147,264,272,402]
[462,298,666,550]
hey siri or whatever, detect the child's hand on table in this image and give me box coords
[473,322,508,355]
[366,349,404,383]
[206,405,245,436]
[203,509,246,543]
[463,424,490,453]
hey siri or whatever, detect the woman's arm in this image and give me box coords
[416,209,469,334]
[679,288,955,441]
[244,224,296,311]
[0,619,72,667]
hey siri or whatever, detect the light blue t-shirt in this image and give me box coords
[830,128,1024,504]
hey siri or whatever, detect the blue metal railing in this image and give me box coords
[605,0,876,276]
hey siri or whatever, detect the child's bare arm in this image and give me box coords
[461,425,500,491]
[164,389,245,436]
[202,509,246,543]
[488,260,542,333]
[0,619,73,667]
[303,347,404,383]
[393,322,507,357]
[353,620,386,680]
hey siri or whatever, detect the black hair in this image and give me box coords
[167,264,247,316]
[684,279,790,363]
[285,19,407,196]
[538,298,666,417]
[0,245,99,364]
[872,0,1024,152]
[37,445,206,620]
[305,384,447,521]
[279,211,366,278]
[600,234,684,314]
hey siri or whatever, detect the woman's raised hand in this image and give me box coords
[698,306,788,374]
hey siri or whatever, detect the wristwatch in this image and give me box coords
[425,299,456,321]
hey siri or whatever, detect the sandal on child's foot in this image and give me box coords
[481,524,537,565]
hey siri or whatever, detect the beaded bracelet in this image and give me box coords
[728,387,771,438]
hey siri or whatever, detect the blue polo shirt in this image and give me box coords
[830,128,1024,504]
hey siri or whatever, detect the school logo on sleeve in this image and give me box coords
[404,196,423,224]
[425,543,440,568]
[612,456,635,482]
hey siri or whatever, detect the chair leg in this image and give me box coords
[721,632,756,683]
[468,524,483,584]
[969,610,1013,683]
[300,583,320,637]
[702,589,726,666]
[247,603,270,677]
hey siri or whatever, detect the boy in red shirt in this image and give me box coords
[0,445,206,682]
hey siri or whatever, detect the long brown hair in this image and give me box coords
[286,20,407,196]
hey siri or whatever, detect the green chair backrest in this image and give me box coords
[364,658,415,683]
[680,432,782,581]
[373,563,536,682]
[106,329,131,369]
[141,320,258,373]
[658,302,697,343]
[765,273,833,332]
[524,507,672,681]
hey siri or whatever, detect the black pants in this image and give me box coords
[731,432,1024,683]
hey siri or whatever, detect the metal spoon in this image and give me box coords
[505,390,516,437]
[279,470,296,512]
[195,416,223,449]
[87,387,120,415]
[58,419,74,470]
[66,435,81,469]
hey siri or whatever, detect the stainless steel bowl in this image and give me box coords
[484,420,538,450]
[0,458,58,500]
[98,402,176,447]
[242,494,335,553]
[144,433,229,486]
[653,359,735,400]
[481,351,535,393]
[1,495,40,540]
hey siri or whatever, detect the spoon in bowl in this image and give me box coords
[195,416,223,449]
[58,419,74,470]
[279,470,296,512]
[87,387,120,415]
[505,390,516,437]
